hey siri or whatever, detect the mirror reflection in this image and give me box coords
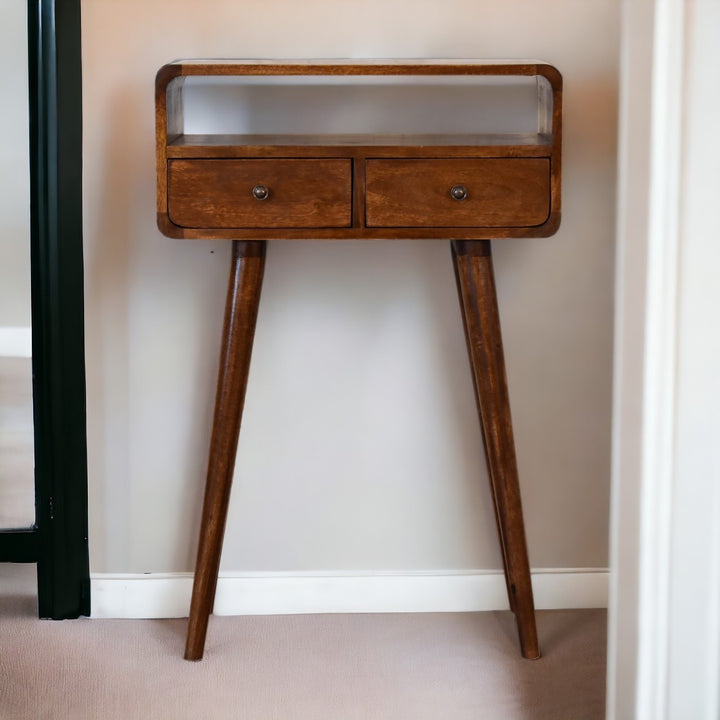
[0,0,34,529]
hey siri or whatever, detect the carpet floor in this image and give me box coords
[0,567,606,720]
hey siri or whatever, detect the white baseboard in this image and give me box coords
[0,327,32,358]
[90,568,608,619]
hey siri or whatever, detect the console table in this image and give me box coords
[155,59,562,661]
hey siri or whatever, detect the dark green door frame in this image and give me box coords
[0,0,89,619]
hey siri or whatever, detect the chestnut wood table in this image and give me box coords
[155,59,562,661]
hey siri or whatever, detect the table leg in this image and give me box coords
[451,239,540,660]
[184,240,266,661]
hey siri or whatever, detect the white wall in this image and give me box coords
[82,0,619,578]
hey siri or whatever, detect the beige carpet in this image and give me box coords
[0,568,606,720]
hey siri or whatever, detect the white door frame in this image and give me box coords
[608,0,720,717]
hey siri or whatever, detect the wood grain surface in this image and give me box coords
[168,159,352,229]
[452,239,539,660]
[155,60,562,241]
[366,158,550,228]
[185,241,266,661]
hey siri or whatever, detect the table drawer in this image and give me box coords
[168,159,352,229]
[365,158,550,228]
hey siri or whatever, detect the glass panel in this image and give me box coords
[0,0,34,529]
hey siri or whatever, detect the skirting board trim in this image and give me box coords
[90,568,608,619]
[0,327,32,358]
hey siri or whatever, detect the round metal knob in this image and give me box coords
[450,185,468,201]
[252,184,269,201]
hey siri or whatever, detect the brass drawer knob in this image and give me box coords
[252,184,270,201]
[450,184,468,201]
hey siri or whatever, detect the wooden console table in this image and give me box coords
[155,60,562,661]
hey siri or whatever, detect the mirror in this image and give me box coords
[0,0,34,530]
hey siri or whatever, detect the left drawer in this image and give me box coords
[167,159,352,229]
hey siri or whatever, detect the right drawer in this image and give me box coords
[365,158,551,228]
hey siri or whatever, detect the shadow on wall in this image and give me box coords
[220,238,500,572]
[85,89,134,571]
[86,85,233,572]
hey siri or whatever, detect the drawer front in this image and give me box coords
[365,158,550,228]
[168,159,352,229]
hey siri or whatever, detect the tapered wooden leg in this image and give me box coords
[184,240,266,661]
[451,239,539,660]
[451,246,516,617]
